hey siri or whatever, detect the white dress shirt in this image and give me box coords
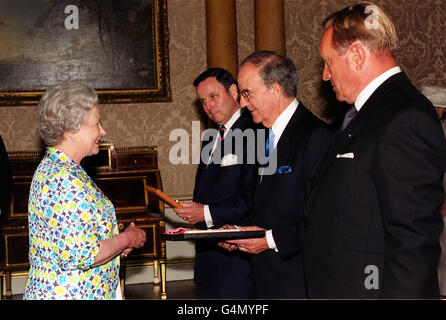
[354,66,401,111]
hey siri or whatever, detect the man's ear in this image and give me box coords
[270,82,284,100]
[348,42,366,71]
[229,83,239,101]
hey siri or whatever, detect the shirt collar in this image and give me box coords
[354,66,401,111]
[222,108,242,131]
[206,108,242,165]
[270,99,299,148]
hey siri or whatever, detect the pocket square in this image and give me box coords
[276,165,292,174]
[336,152,354,159]
[221,153,238,167]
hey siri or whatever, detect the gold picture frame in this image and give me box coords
[0,0,171,106]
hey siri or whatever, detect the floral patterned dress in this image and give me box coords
[23,147,120,300]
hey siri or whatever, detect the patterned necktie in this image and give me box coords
[341,106,358,131]
[219,126,226,141]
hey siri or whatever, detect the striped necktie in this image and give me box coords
[219,126,226,141]
[341,106,358,131]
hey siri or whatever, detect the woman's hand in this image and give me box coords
[123,222,146,249]
[93,222,146,266]
[120,248,132,258]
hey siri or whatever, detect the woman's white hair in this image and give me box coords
[37,81,98,146]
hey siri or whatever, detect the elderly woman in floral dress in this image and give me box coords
[23,81,146,300]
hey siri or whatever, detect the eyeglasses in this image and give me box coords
[239,89,256,102]
[239,84,271,102]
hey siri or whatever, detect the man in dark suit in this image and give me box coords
[173,68,257,299]
[220,51,333,298]
[303,3,446,299]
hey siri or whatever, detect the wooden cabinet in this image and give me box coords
[0,144,167,299]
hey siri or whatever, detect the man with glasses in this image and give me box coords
[220,51,333,298]
[173,68,257,299]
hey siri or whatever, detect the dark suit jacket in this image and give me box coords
[0,135,12,218]
[250,102,333,299]
[193,110,257,289]
[303,72,446,299]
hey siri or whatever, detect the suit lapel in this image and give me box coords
[307,118,363,189]
[198,110,250,184]
[274,107,304,166]
[278,103,311,166]
[256,105,305,194]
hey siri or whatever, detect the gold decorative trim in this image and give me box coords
[7,150,42,160]
[114,146,158,155]
[122,223,158,258]
[124,258,194,269]
[9,181,31,218]
[4,233,29,268]
[95,175,150,211]
[93,143,113,170]
[4,258,195,280]
[7,146,158,159]
[0,0,171,106]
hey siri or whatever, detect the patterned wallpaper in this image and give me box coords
[0,0,445,197]
[285,0,446,121]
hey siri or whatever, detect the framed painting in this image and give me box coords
[0,0,171,106]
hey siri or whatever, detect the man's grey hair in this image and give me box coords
[240,51,299,98]
[37,81,98,146]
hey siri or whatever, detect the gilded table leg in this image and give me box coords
[153,260,160,285]
[5,271,11,297]
[0,271,3,300]
[120,265,126,300]
[160,260,167,300]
